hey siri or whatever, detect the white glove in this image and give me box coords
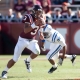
[41,46,46,51]
[58,58,63,66]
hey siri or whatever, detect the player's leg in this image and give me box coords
[46,43,62,74]
[58,53,76,64]
[1,36,26,78]
[24,40,40,72]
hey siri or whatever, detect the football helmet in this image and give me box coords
[32,5,43,18]
[43,24,52,38]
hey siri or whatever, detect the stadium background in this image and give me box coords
[0,22,80,55]
[0,0,80,55]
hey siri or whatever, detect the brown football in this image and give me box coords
[35,18,46,27]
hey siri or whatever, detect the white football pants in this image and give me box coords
[46,43,62,60]
[13,36,40,62]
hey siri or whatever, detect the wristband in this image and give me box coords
[41,40,45,42]
[31,23,36,29]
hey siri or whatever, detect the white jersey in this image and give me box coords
[43,24,66,47]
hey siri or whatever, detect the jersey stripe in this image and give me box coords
[52,32,58,42]
[52,32,56,41]
[54,33,58,42]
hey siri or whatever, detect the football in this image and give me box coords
[39,18,46,26]
[35,17,46,27]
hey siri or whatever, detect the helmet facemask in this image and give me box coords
[35,10,43,18]
[32,5,43,18]
[43,25,52,38]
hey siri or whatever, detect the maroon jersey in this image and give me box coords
[20,14,39,39]
[14,3,26,12]
[61,10,68,16]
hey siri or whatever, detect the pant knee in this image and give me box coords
[46,54,51,60]
[34,48,40,55]
[13,56,20,62]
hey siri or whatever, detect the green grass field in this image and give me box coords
[0,55,80,80]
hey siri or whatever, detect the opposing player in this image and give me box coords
[41,41,76,66]
[41,14,76,67]
[40,24,67,74]
[1,5,45,79]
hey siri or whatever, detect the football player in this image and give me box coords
[41,13,76,68]
[40,24,67,74]
[41,41,76,66]
[1,5,45,79]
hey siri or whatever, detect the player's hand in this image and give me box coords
[39,18,46,26]
[35,18,46,27]
[58,58,63,66]
[41,46,46,51]
[35,19,39,26]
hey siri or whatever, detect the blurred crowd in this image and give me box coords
[0,0,80,23]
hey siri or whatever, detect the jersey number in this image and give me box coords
[31,26,39,35]
[23,16,27,21]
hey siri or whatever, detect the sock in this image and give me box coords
[65,55,72,59]
[4,66,9,72]
[27,56,32,62]
[53,63,57,68]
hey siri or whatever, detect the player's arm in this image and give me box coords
[39,28,46,51]
[24,22,33,33]
[39,28,44,40]
[39,32,44,40]
[41,40,45,48]
[22,14,37,33]
[40,39,46,51]
[39,31,45,47]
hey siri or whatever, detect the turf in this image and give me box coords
[0,55,80,80]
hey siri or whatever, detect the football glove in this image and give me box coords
[58,58,63,66]
[41,46,46,51]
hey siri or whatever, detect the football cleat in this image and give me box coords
[24,60,32,73]
[1,71,7,79]
[71,55,76,65]
[48,67,57,74]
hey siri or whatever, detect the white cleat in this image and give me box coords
[71,55,76,66]
[1,71,7,79]
[24,60,32,73]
